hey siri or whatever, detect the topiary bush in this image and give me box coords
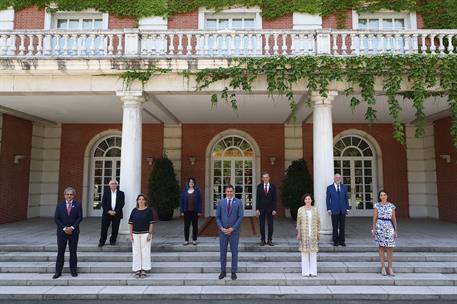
[148,156,180,221]
[281,158,313,220]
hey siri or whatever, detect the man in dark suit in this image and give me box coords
[216,185,244,280]
[256,172,277,246]
[98,179,125,246]
[326,173,350,247]
[53,187,83,279]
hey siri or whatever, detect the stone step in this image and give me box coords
[0,251,455,263]
[1,261,455,274]
[0,285,455,301]
[0,272,455,287]
[1,243,456,253]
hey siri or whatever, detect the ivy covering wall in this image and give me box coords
[120,54,457,147]
[0,0,456,29]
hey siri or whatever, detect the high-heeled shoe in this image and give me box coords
[388,268,395,276]
[381,267,387,276]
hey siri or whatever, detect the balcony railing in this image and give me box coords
[0,29,456,58]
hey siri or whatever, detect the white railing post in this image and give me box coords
[316,29,331,55]
[124,29,139,56]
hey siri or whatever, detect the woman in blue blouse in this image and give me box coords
[180,177,202,245]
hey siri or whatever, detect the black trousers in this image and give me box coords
[99,214,121,245]
[259,210,274,242]
[184,211,198,241]
[331,213,346,244]
[55,231,79,274]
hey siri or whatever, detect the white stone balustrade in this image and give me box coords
[0,29,456,58]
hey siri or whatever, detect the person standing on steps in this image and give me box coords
[256,172,277,246]
[129,194,154,278]
[296,193,320,277]
[216,185,244,281]
[326,173,349,246]
[180,177,202,246]
[372,190,398,276]
[53,187,83,279]
[98,179,125,247]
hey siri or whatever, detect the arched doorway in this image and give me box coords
[333,135,378,216]
[88,135,122,216]
[208,134,258,217]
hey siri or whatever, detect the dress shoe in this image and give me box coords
[333,242,339,246]
[218,271,226,280]
[98,243,104,247]
[267,241,274,246]
[70,270,78,277]
[260,241,266,246]
[340,242,346,247]
[52,273,61,279]
[231,272,237,280]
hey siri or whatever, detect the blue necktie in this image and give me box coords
[227,199,232,214]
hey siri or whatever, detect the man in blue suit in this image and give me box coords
[216,185,244,280]
[53,187,83,279]
[326,174,349,247]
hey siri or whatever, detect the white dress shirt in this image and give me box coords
[111,191,117,211]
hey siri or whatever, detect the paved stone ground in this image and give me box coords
[0,217,456,247]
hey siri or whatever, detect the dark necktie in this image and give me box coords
[264,184,268,195]
[227,199,232,214]
[337,185,340,193]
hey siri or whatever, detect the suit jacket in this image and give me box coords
[256,183,277,212]
[101,189,125,219]
[54,200,83,233]
[216,197,244,232]
[326,183,349,214]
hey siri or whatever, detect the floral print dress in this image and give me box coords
[374,202,396,248]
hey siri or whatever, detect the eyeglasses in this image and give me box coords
[64,193,74,196]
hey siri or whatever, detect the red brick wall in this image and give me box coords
[168,11,199,29]
[58,124,163,205]
[434,117,457,223]
[262,14,293,29]
[14,5,45,29]
[182,124,285,216]
[0,114,32,224]
[322,10,353,29]
[303,123,409,217]
[108,15,136,29]
[416,12,424,29]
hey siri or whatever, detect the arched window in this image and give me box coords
[89,135,121,216]
[334,135,377,215]
[211,135,255,216]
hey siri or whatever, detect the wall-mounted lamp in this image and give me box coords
[146,157,154,166]
[439,154,451,164]
[189,156,196,166]
[14,154,25,164]
[269,156,277,166]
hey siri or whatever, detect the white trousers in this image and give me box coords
[132,233,151,271]
[301,252,317,276]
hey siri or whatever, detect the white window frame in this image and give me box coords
[198,6,262,30]
[352,10,417,30]
[44,8,108,30]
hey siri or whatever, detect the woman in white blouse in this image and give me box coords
[296,193,320,277]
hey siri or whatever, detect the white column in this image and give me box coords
[117,91,146,235]
[312,91,338,234]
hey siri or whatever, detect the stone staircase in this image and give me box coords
[0,242,456,301]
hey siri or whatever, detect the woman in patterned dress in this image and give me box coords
[296,193,320,277]
[372,190,398,276]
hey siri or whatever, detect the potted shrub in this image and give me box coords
[281,159,313,220]
[148,156,180,221]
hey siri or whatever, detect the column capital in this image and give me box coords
[116,90,146,99]
[310,91,338,106]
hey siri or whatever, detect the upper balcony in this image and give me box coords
[1,29,456,58]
